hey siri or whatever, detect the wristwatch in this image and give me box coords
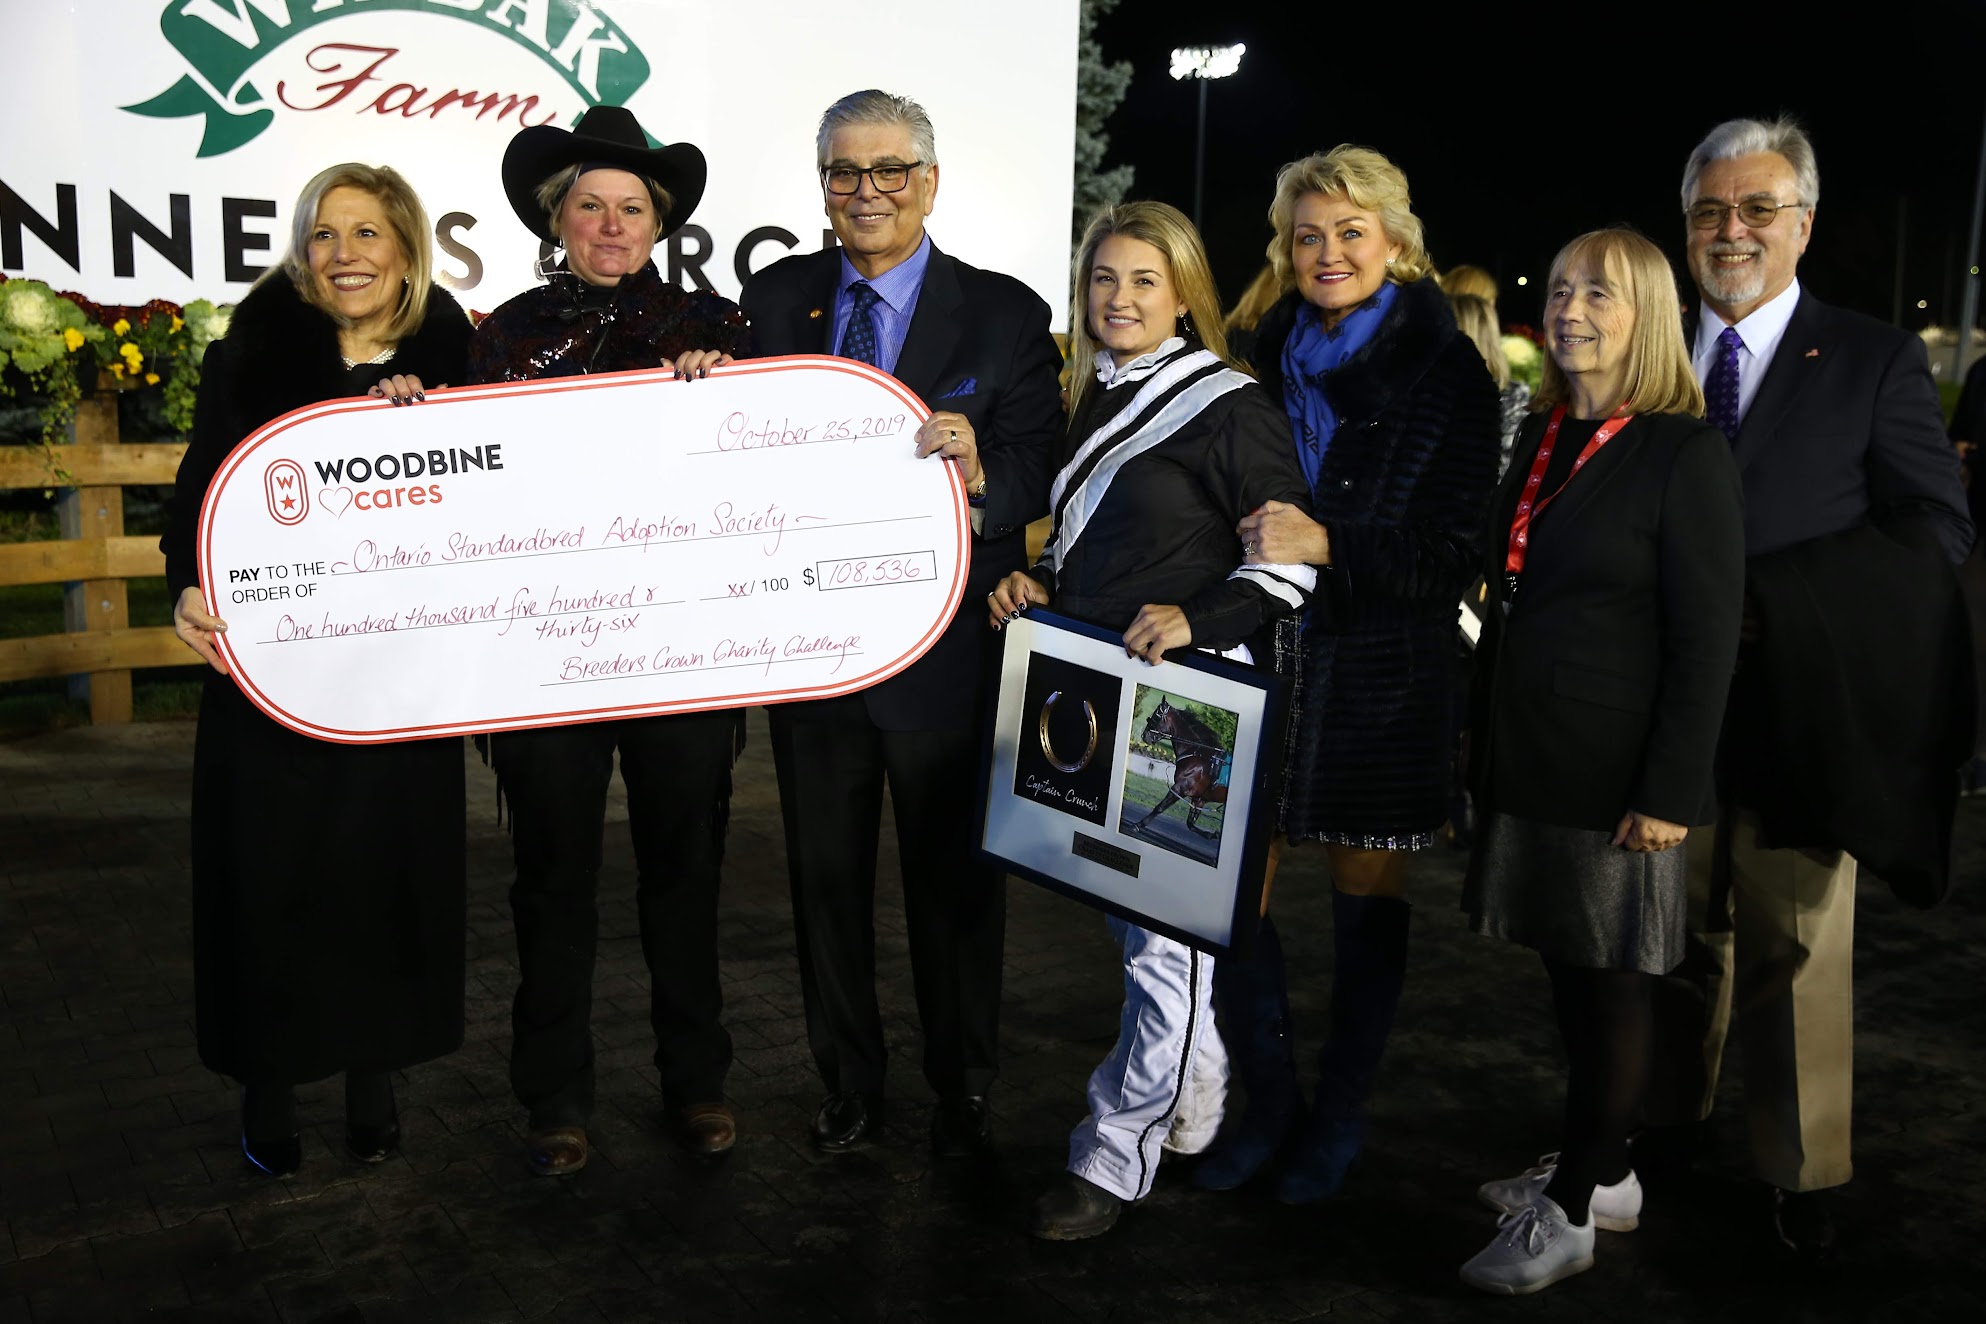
[967,471,989,505]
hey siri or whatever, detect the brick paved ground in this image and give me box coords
[2,714,1982,1323]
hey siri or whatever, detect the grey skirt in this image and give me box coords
[1462,811,1687,974]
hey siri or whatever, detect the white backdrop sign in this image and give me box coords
[198,356,967,741]
[0,1,1077,324]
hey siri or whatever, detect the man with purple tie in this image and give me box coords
[1646,116,1973,1257]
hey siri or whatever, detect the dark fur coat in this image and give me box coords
[1253,277,1502,844]
[160,274,472,1084]
[164,275,474,596]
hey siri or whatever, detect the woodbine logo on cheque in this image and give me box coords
[270,442,508,520]
[127,0,650,157]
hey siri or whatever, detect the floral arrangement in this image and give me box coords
[1500,324,1545,393]
[0,274,231,461]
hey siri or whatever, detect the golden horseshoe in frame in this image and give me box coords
[1038,690,1099,774]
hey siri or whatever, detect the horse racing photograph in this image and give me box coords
[1117,685,1239,866]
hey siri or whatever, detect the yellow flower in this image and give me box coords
[171,315,184,333]
[112,318,130,336]
[62,327,85,351]
[145,372,161,386]
[120,342,144,370]
[110,362,125,378]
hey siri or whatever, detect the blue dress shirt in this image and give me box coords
[830,234,932,375]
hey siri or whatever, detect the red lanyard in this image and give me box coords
[1503,404,1633,578]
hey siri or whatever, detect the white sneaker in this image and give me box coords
[1477,1152,1642,1231]
[1459,1195,1596,1296]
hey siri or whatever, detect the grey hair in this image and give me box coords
[1680,116,1820,211]
[815,89,938,169]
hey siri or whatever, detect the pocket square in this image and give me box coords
[938,378,978,399]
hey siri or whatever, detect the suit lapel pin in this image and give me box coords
[1805,347,1820,358]
[808,308,823,320]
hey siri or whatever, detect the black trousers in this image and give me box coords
[767,695,1005,1100]
[493,711,739,1126]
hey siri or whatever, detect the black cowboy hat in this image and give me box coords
[500,105,707,243]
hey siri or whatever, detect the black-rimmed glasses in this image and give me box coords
[821,162,924,195]
[1686,198,1806,230]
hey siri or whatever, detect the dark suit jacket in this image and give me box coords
[1695,290,1971,561]
[740,242,1063,730]
[1471,412,1746,831]
[1740,518,1974,905]
[1696,289,1976,894]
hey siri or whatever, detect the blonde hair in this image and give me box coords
[1439,263,1497,302]
[1448,293,1509,389]
[1534,228,1705,418]
[1067,201,1244,420]
[535,164,675,242]
[1266,145,1432,288]
[1224,263,1286,335]
[279,163,432,341]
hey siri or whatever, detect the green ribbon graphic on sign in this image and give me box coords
[125,0,651,157]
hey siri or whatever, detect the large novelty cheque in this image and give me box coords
[199,357,966,743]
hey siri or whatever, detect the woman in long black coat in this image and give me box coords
[165,164,472,1175]
[1197,146,1502,1203]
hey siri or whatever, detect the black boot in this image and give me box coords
[1031,1174,1125,1240]
[1193,916,1301,1191]
[1276,891,1410,1204]
[345,1071,400,1163]
[241,1082,301,1176]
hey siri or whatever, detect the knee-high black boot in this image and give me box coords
[240,1081,300,1176]
[1276,890,1410,1204]
[1192,916,1301,1190]
[345,1070,400,1163]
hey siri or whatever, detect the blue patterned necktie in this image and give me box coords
[1705,325,1744,440]
[837,281,882,366]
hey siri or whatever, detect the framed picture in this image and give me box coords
[975,610,1291,959]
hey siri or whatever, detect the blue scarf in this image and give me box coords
[1280,280,1399,496]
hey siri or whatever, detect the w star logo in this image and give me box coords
[263,459,310,525]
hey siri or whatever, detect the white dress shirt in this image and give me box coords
[1692,278,1803,429]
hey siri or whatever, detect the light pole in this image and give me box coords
[1954,95,1986,382]
[1169,43,1245,231]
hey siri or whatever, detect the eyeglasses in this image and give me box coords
[1686,198,1806,230]
[821,162,924,195]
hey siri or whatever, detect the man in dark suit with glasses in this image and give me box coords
[1646,115,1972,1257]
[739,88,1063,1157]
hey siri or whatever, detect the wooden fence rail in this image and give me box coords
[0,377,194,723]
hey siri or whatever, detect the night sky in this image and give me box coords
[1091,1,1986,344]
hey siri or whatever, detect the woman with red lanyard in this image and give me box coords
[1458,228,1744,1294]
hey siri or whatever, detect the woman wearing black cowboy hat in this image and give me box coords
[468,105,751,1176]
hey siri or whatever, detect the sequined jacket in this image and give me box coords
[465,260,750,384]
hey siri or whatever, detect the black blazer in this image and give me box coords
[740,242,1064,731]
[1471,411,1746,830]
[1693,290,1971,562]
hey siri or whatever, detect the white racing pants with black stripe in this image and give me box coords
[1066,917,1229,1202]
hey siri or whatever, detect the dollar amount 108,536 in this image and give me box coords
[806,551,940,590]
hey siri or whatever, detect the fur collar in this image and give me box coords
[1256,276,1458,425]
[221,275,473,432]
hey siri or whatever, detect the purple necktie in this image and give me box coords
[1705,325,1744,440]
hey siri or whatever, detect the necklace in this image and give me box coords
[340,346,396,369]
